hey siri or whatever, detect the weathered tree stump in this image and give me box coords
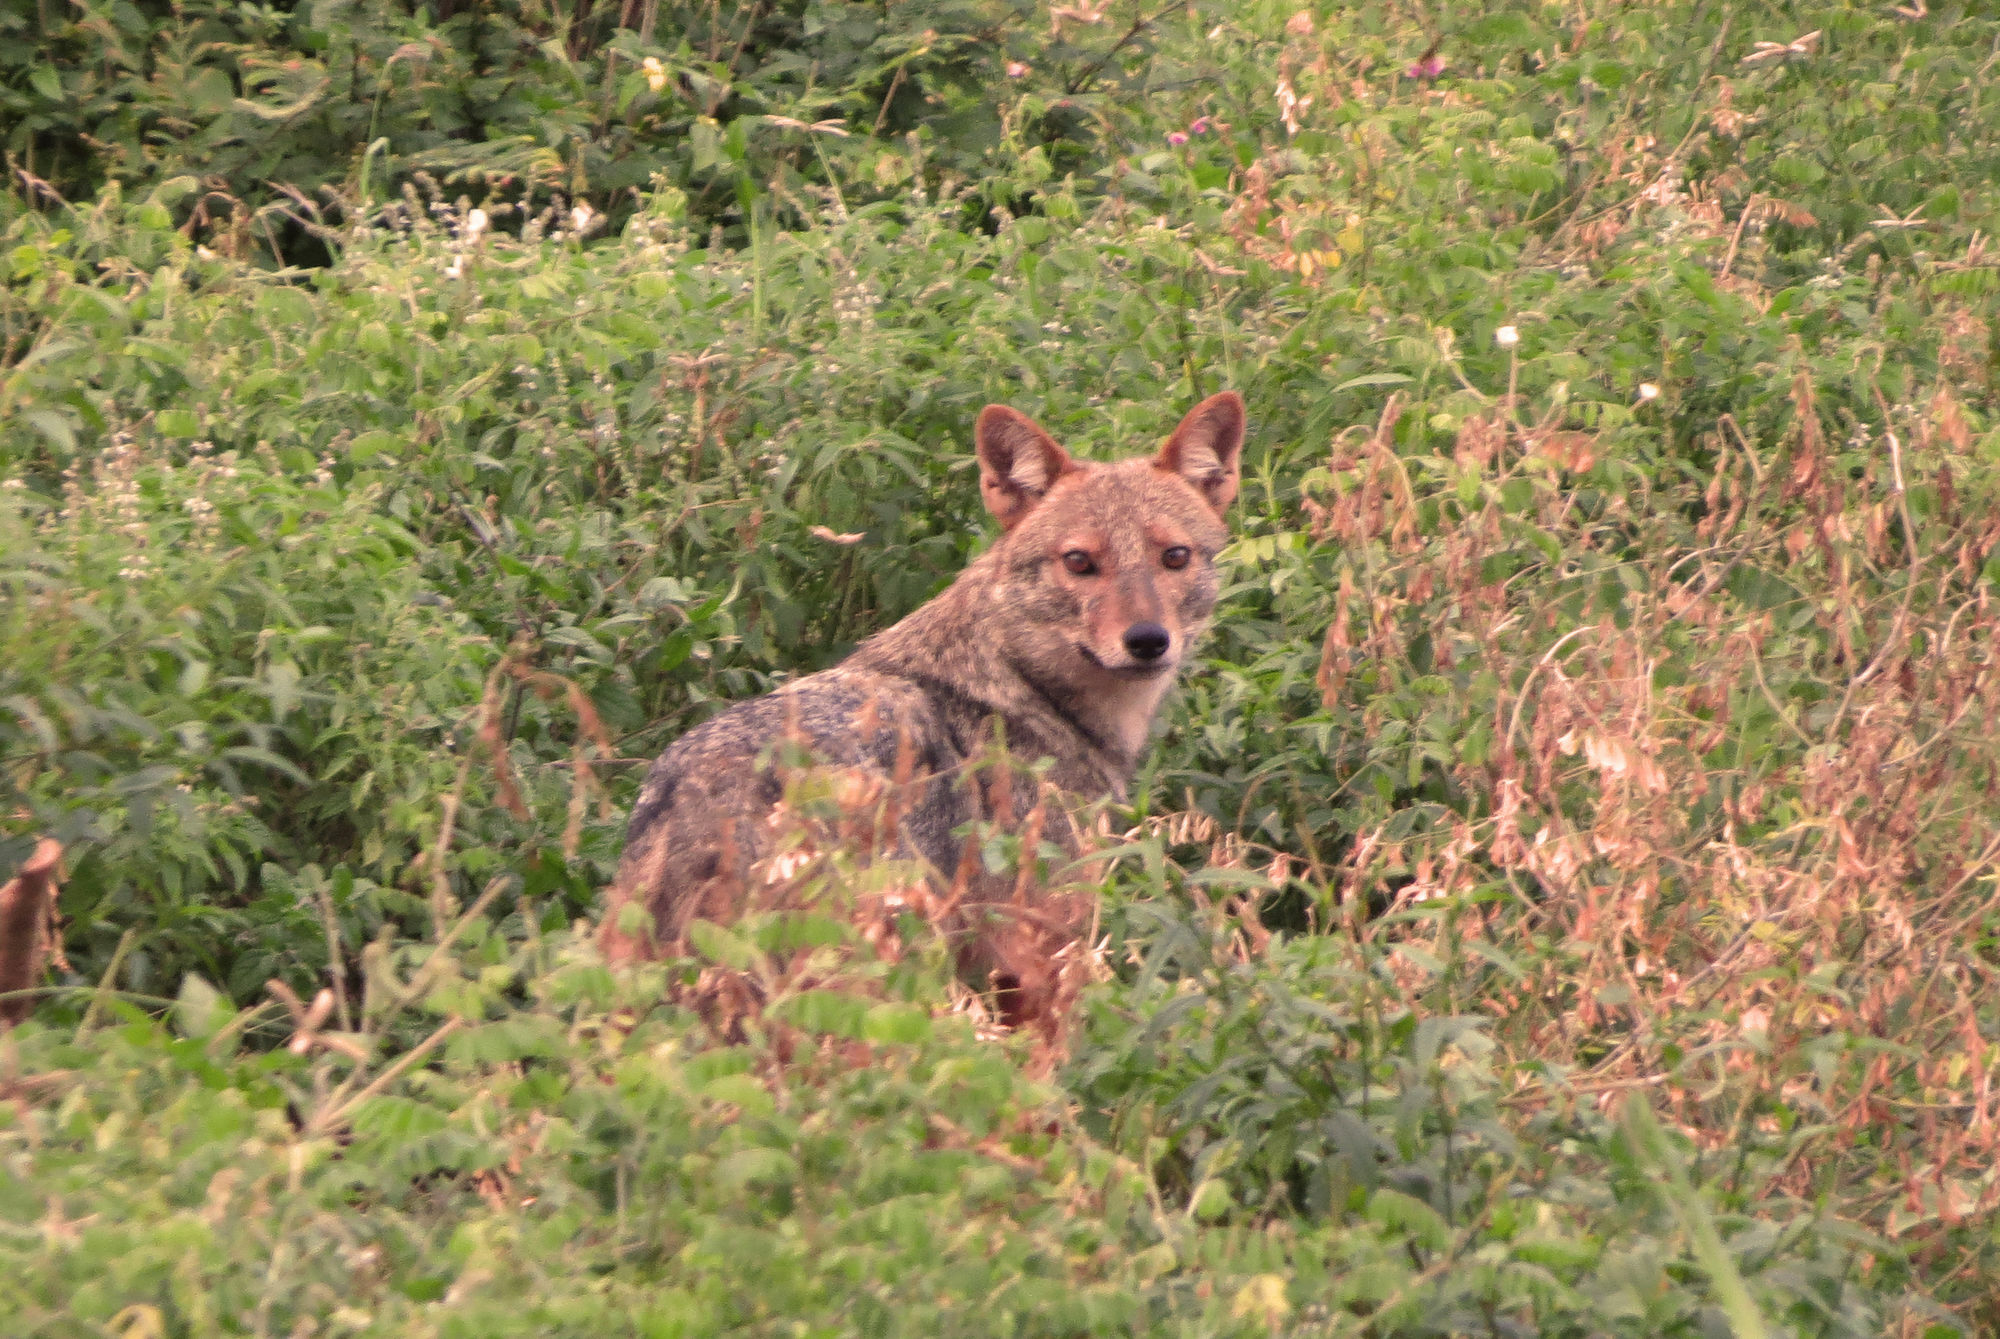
[0,840,62,1028]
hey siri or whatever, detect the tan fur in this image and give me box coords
[600,392,1247,1023]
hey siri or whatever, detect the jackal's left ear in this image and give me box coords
[976,405,1075,530]
[1157,391,1246,516]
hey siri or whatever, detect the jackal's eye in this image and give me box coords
[1061,550,1098,576]
[1161,545,1192,570]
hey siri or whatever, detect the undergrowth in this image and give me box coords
[6,0,2000,1332]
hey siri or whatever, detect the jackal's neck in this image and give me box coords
[851,550,1156,795]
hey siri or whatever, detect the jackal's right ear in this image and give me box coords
[976,405,1075,530]
[1157,390,1246,517]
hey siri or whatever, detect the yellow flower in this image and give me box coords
[642,55,667,94]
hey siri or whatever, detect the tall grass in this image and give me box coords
[5,0,2000,1331]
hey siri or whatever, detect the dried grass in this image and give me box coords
[1297,375,2000,1252]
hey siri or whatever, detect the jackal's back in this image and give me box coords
[604,665,969,952]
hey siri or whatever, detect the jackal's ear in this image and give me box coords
[976,405,1075,530]
[1157,391,1246,516]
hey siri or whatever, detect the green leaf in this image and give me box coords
[699,1072,776,1119]
[351,1095,449,1138]
[349,430,401,464]
[686,920,761,971]
[218,746,311,786]
[1333,372,1414,393]
[1190,1179,1232,1222]
[26,410,76,452]
[1622,1097,1771,1339]
[156,409,201,438]
[1513,1233,1600,1270]
[715,1147,796,1190]
[861,1002,931,1045]
[1367,1189,1449,1252]
[771,988,869,1038]
[174,974,231,1040]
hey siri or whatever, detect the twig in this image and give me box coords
[1862,828,2000,972]
[720,0,768,97]
[429,660,512,932]
[1503,626,1592,757]
[306,1017,465,1137]
[1720,194,1762,279]
[872,62,908,136]
[385,874,516,1024]
[1552,16,1730,242]
[11,163,70,210]
[1064,3,1178,95]
[1827,386,1923,734]
[313,880,353,1035]
[312,873,511,1125]
[74,927,137,1038]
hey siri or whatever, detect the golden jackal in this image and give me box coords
[601,391,1246,1019]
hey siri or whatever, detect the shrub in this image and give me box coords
[0,0,1220,245]
[6,0,2000,1328]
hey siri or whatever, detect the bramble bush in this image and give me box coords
[6,0,2000,1332]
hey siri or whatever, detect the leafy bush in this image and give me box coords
[0,0,1215,244]
[0,898,1940,1337]
[6,0,2000,1330]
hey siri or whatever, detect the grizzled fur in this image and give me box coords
[600,392,1247,1002]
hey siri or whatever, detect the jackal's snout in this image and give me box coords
[1122,621,1170,662]
[1077,562,1183,674]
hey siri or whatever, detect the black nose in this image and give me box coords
[1123,622,1170,661]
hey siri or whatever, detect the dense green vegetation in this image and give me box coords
[7,0,2000,1332]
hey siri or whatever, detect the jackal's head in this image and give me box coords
[974,392,1245,732]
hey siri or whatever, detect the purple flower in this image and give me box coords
[1166,130,1189,146]
[1190,116,1211,135]
[1406,54,1445,80]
